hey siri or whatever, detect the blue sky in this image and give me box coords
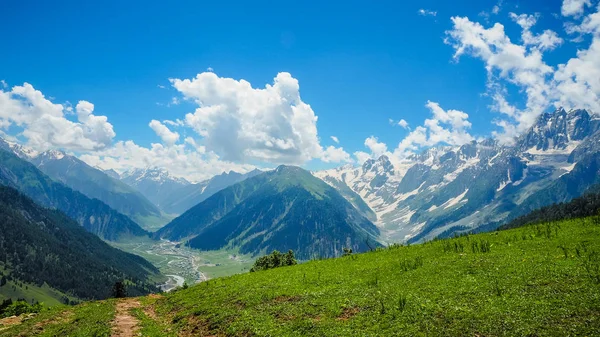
[1,0,599,181]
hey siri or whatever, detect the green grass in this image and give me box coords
[131,305,175,337]
[0,281,69,307]
[5,216,600,336]
[153,216,600,336]
[0,265,76,306]
[0,300,115,337]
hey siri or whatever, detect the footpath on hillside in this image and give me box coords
[111,298,141,337]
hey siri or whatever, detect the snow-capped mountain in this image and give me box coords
[0,138,38,159]
[315,108,600,243]
[120,167,192,208]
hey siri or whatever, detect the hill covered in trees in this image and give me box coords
[0,149,149,240]
[0,186,160,303]
[499,186,600,230]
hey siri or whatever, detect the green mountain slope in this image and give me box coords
[0,185,159,303]
[156,166,380,259]
[0,149,149,240]
[159,169,262,215]
[32,151,162,225]
[6,214,600,336]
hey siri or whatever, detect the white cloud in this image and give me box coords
[562,0,591,17]
[397,119,409,129]
[80,140,254,183]
[364,136,388,158]
[445,15,555,137]
[163,119,184,127]
[0,83,115,151]
[207,67,214,72]
[418,9,437,17]
[321,145,352,163]
[149,120,180,145]
[330,136,339,143]
[171,71,348,164]
[0,80,6,89]
[509,13,564,51]
[157,84,166,89]
[493,0,503,14]
[445,3,600,142]
[353,151,371,164]
[184,137,206,154]
[394,101,473,157]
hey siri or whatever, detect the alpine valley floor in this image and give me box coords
[2,215,599,336]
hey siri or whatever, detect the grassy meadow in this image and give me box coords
[3,215,600,336]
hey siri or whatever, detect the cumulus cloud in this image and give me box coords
[321,145,352,163]
[0,83,115,151]
[171,71,349,165]
[353,151,372,164]
[562,0,591,17]
[80,140,254,182]
[352,136,393,164]
[446,2,600,143]
[394,101,473,157]
[509,13,564,51]
[364,136,388,158]
[445,15,556,138]
[330,136,339,143]
[149,120,180,145]
[418,9,437,17]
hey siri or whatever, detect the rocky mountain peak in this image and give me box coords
[518,107,592,152]
[362,155,395,176]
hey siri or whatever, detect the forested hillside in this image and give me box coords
[0,186,159,302]
[157,166,380,259]
[32,150,163,225]
[0,149,149,240]
[499,186,600,230]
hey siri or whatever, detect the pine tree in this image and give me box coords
[112,281,127,298]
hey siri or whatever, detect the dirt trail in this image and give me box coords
[111,298,141,337]
[0,315,24,331]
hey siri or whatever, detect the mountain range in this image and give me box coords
[0,145,149,240]
[32,150,163,223]
[120,167,191,212]
[315,108,600,243]
[156,165,380,259]
[1,107,599,260]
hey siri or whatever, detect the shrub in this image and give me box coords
[0,300,44,318]
[250,250,297,272]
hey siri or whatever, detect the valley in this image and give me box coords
[111,238,254,287]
